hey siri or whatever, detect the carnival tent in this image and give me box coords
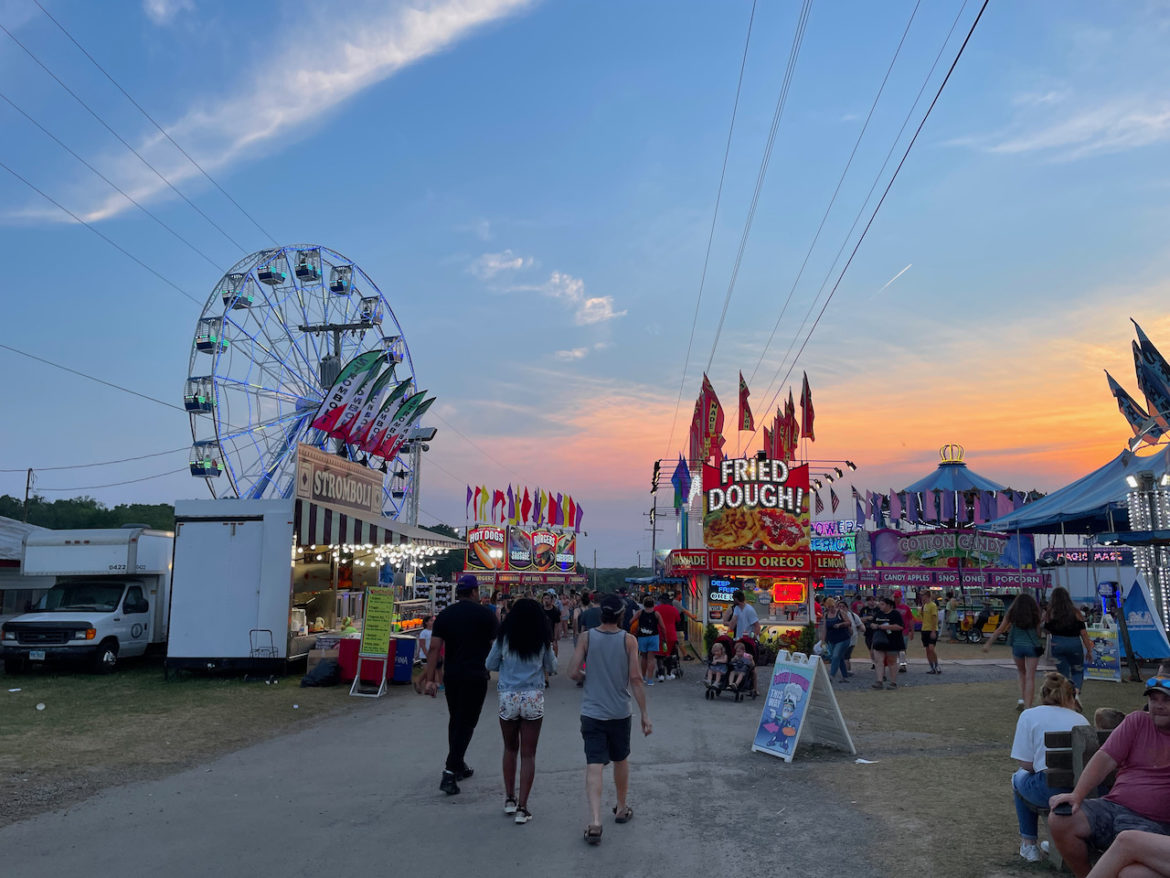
[903,459,1005,493]
[982,446,1170,534]
[1118,579,1170,660]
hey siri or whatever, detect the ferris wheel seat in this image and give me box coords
[195,336,229,353]
[183,395,214,413]
[329,279,350,293]
[223,291,254,309]
[189,441,224,477]
[189,460,224,477]
[295,264,321,281]
[258,266,287,285]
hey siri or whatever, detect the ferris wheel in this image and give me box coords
[184,245,419,518]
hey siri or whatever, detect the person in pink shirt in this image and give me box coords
[892,590,915,673]
[1048,675,1170,877]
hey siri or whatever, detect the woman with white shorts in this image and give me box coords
[485,597,557,825]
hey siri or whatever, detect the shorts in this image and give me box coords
[920,630,938,647]
[1012,645,1041,659]
[1079,798,1170,852]
[581,714,632,764]
[498,689,545,721]
[637,634,660,654]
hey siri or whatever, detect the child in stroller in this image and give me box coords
[704,641,729,698]
[727,641,756,702]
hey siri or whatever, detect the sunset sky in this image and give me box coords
[2,0,1170,565]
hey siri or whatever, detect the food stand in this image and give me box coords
[462,523,587,593]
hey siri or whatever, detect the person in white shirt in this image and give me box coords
[728,590,760,640]
[1008,672,1089,864]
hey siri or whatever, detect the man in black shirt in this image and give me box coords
[422,574,498,795]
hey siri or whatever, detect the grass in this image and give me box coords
[0,659,352,826]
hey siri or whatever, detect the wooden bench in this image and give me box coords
[1036,727,1116,870]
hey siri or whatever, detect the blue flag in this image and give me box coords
[671,455,692,510]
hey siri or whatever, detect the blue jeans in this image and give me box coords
[1050,635,1086,690]
[829,638,851,678]
[1013,768,1069,840]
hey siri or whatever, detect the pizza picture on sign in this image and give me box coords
[703,506,809,551]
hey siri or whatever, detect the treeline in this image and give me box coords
[0,495,175,531]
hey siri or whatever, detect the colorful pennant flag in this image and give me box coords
[738,372,754,432]
[800,372,815,442]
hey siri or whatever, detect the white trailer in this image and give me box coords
[1,527,173,673]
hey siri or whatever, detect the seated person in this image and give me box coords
[1086,829,1170,878]
[728,641,755,690]
[705,642,728,690]
[1008,673,1089,863]
[1049,676,1170,878]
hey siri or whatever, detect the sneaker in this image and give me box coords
[656,673,665,682]
[666,674,676,680]
[645,678,655,686]
[456,764,474,780]
[514,807,532,825]
[926,668,937,675]
[886,682,898,689]
[1040,841,1050,854]
[1019,842,1042,863]
[504,797,517,815]
[439,770,460,796]
[1017,699,1026,712]
[899,664,908,673]
[934,667,942,674]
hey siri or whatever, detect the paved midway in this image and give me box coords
[3,662,906,878]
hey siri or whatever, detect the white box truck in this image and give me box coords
[0,527,173,674]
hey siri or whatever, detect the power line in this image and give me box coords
[429,412,528,485]
[0,20,250,253]
[0,88,224,271]
[703,0,813,376]
[747,0,922,388]
[0,446,188,473]
[0,342,187,412]
[37,466,189,492]
[663,0,758,459]
[760,0,971,414]
[752,0,989,440]
[0,158,202,305]
[30,0,279,246]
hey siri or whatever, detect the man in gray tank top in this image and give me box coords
[568,594,652,846]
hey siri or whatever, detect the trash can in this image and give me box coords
[391,635,416,683]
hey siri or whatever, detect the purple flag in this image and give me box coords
[575,503,583,533]
[889,490,902,521]
[506,485,515,523]
[996,491,1012,519]
[973,491,985,524]
[957,492,970,523]
[907,493,920,524]
[466,485,472,519]
[941,491,955,522]
[855,494,865,524]
[554,493,564,526]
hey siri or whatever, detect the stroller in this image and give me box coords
[654,638,684,681]
[704,634,759,701]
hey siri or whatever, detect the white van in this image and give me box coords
[0,527,173,674]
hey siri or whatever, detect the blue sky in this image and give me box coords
[3,0,1170,565]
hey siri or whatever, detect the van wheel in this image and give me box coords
[93,641,119,674]
[4,657,27,675]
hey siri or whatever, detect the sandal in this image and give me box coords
[613,805,633,823]
[584,824,603,845]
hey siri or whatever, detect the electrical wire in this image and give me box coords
[750,0,990,442]
[0,158,202,305]
[0,20,249,253]
[746,0,922,388]
[0,446,188,473]
[0,342,187,412]
[36,466,189,492]
[30,0,280,246]
[759,0,970,414]
[0,89,224,271]
[703,0,813,376]
[663,0,758,460]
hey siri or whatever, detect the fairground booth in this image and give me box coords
[461,483,587,593]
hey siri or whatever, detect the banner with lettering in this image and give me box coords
[1085,627,1122,682]
[466,525,507,570]
[702,459,809,551]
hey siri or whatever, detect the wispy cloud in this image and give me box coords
[958,92,1170,161]
[554,341,610,361]
[543,271,626,325]
[23,0,537,223]
[143,0,194,25]
[468,249,533,280]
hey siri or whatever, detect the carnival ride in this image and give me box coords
[185,245,419,517]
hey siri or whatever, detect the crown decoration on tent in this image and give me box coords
[939,444,965,464]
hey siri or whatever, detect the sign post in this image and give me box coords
[351,586,394,698]
[751,651,855,762]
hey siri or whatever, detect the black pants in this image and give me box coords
[443,677,488,772]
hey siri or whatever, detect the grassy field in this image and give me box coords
[0,659,352,827]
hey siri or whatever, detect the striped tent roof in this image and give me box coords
[293,499,463,549]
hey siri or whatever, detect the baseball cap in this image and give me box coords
[600,594,624,615]
[456,573,478,593]
[1142,675,1170,697]
[546,588,557,595]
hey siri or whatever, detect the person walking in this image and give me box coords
[728,589,761,641]
[945,592,961,642]
[485,597,558,824]
[858,594,879,669]
[869,596,906,689]
[1044,586,1094,694]
[541,590,562,659]
[893,589,915,672]
[568,594,652,846]
[920,593,941,674]
[631,596,665,686]
[985,593,1045,710]
[421,573,498,795]
[652,593,682,680]
[574,592,602,688]
[821,598,853,682]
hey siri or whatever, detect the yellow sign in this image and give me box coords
[359,587,395,657]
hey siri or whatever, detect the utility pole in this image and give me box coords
[593,549,597,592]
[23,468,33,523]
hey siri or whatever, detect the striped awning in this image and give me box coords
[294,499,464,550]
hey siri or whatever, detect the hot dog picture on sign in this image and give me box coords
[703,459,810,551]
[467,526,507,570]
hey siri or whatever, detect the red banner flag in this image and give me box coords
[800,372,815,442]
[738,371,754,431]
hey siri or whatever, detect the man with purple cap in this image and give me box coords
[421,573,498,795]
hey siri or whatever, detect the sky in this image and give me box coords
[2,0,1170,566]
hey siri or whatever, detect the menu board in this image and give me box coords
[359,587,394,658]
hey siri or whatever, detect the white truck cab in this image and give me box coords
[1,527,173,674]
